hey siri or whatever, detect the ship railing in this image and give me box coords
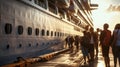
[55,0,70,8]
[34,0,46,9]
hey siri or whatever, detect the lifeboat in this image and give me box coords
[56,0,70,8]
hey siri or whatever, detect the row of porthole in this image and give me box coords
[4,23,68,36]
[5,42,59,49]
[6,43,37,49]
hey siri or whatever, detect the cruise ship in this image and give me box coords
[0,0,98,66]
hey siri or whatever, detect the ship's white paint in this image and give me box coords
[0,0,92,66]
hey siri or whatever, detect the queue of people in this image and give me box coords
[80,25,99,64]
[64,23,120,67]
[65,25,100,64]
[65,35,80,53]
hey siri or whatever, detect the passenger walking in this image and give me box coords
[84,25,91,61]
[65,35,71,48]
[100,23,111,67]
[80,31,90,64]
[111,23,120,67]
[69,36,75,53]
[94,28,100,59]
[74,35,80,52]
[65,35,70,48]
[89,27,97,62]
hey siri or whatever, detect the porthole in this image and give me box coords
[54,32,56,36]
[60,33,62,37]
[28,27,32,35]
[46,30,49,36]
[19,44,22,48]
[5,23,12,34]
[18,25,23,35]
[47,42,49,45]
[51,31,53,36]
[6,44,10,49]
[29,44,31,47]
[57,32,59,37]
[36,43,38,46]
[41,29,45,36]
[35,28,39,36]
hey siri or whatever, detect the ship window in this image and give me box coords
[5,23,12,34]
[41,29,45,36]
[47,42,49,45]
[57,32,59,37]
[18,25,23,35]
[19,44,22,48]
[6,44,10,49]
[35,28,39,36]
[51,31,53,36]
[34,0,46,9]
[28,27,32,35]
[54,32,56,36]
[60,33,62,37]
[29,44,31,47]
[36,43,38,46]
[46,30,49,36]
[48,0,57,14]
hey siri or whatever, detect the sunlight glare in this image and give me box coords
[92,11,115,30]
[97,62,104,67]
[91,0,116,31]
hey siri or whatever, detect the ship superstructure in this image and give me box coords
[0,0,98,66]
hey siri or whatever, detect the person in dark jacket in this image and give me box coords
[80,31,90,64]
[65,35,70,48]
[74,35,80,52]
[69,36,74,53]
[100,23,111,67]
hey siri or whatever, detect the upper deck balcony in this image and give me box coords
[55,0,70,8]
[81,0,98,10]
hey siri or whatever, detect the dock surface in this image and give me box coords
[30,47,118,67]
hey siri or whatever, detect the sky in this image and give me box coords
[91,0,120,31]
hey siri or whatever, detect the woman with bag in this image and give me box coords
[111,23,120,67]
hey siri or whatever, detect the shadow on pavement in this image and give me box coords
[80,58,99,67]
